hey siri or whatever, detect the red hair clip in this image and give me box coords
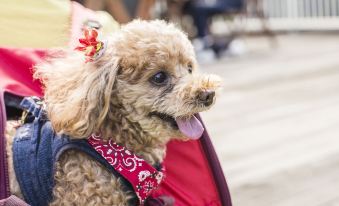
[75,28,106,62]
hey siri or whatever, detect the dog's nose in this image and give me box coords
[197,90,215,106]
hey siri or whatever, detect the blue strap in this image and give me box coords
[13,97,136,206]
[20,96,46,120]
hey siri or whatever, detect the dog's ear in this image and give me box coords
[34,50,120,138]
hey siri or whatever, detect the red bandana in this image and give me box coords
[88,134,165,205]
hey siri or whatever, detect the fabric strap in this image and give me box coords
[0,195,29,206]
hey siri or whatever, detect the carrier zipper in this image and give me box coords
[197,114,232,206]
[0,92,10,199]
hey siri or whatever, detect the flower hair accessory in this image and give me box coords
[75,28,107,62]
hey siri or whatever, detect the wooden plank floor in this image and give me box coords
[200,34,339,206]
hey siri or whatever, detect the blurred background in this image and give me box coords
[2,0,339,205]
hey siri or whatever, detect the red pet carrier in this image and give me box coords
[0,3,232,206]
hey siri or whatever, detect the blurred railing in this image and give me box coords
[243,0,339,31]
[263,0,339,18]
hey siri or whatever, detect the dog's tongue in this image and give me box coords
[175,115,204,140]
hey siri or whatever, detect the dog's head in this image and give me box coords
[35,20,221,144]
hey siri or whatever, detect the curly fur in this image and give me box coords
[6,20,221,205]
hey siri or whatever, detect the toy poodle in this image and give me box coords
[6,19,221,205]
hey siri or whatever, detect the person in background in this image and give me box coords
[82,0,155,24]
[184,0,244,59]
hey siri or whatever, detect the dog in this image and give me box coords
[6,19,221,205]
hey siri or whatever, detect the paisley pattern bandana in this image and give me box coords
[88,134,165,205]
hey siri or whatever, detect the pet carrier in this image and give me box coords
[0,2,232,206]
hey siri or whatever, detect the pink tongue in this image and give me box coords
[175,115,204,140]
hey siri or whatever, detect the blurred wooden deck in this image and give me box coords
[200,34,339,206]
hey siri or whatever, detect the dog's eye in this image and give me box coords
[188,63,193,74]
[150,71,168,86]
